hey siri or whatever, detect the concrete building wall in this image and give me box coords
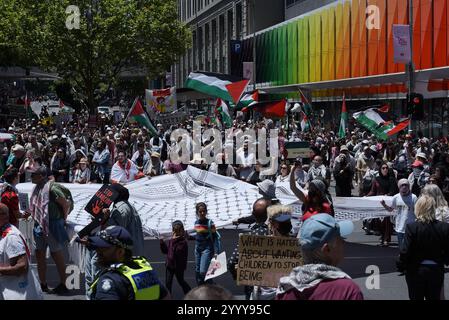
[285,0,336,20]
[173,0,284,88]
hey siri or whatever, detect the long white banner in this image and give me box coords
[17,167,396,238]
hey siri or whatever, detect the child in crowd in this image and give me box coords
[160,220,191,295]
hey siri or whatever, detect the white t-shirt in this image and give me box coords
[0,225,43,300]
[391,193,418,234]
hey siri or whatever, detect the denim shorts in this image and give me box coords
[33,230,64,253]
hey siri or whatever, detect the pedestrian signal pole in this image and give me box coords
[407,0,415,132]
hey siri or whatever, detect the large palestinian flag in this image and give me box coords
[353,108,410,140]
[185,72,249,104]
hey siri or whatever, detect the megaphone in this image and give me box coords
[290,103,302,113]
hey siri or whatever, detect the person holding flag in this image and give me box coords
[338,93,348,139]
[215,99,232,128]
[299,88,313,117]
[122,98,158,136]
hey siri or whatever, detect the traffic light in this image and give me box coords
[407,92,424,120]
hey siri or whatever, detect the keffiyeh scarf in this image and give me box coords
[277,264,351,295]
[29,180,51,235]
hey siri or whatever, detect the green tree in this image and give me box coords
[1,0,191,114]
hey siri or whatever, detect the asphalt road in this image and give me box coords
[35,181,449,300]
[36,220,449,300]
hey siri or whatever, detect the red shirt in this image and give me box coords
[276,278,364,300]
[1,190,19,226]
[301,196,332,221]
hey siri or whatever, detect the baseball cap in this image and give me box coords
[88,226,133,250]
[340,145,349,152]
[151,152,161,158]
[299,214,354,250]
[362,140,370,145]
[411,160,424,168]
[271,213,292,223]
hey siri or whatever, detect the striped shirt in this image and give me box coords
[194,218,216,247]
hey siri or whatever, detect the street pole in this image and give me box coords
[251,0,256,90]
[408,0,415,132]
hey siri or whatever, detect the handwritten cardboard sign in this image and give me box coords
[237,234,303,287]
[84,185,119,217]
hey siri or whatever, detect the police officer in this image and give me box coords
[88,226,170,300]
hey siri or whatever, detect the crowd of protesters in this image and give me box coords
[1,107,449,301]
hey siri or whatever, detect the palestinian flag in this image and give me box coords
[127,98,157,135]
[216,98,232,128]
[300,111,311,132]
[353,108,410,140]
[299,89,313,117]
[377,104,390,113]
[248,99,287,118]
[236,90,259,109]
[185,72,249,104]
[338,93,348,139]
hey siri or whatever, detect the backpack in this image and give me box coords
[361,171,376,196]
[207,219,222,254]
[51,182,74,216]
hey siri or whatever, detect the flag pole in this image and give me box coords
[120,97,137,131]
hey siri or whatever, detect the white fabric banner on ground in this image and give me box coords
[17,167,396,239]
[16,168,398,269]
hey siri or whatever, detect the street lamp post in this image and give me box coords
[408,0,415,131]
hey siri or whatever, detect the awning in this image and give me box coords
[257,66,449,99]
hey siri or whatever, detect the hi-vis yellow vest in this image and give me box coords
[92,257,160,300]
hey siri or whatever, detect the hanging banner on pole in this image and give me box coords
[243,62,254,84]
[393,25,411,64]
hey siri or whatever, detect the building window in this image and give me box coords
[286,0,307,8]
[236,2,242,39]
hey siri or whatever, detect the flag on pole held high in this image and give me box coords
[216,98,232,128]
[353,108,411,140]
[300,111,311,132]
[185,71,249,104]
[236,90,259,109]
[244,99,287,118]
[299,88,313,117]
[126,98,158,136]
[338,93,348,139]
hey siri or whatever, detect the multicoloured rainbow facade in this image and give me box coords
[242,0,449,97]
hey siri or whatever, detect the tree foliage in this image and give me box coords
[1,0,191,113]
